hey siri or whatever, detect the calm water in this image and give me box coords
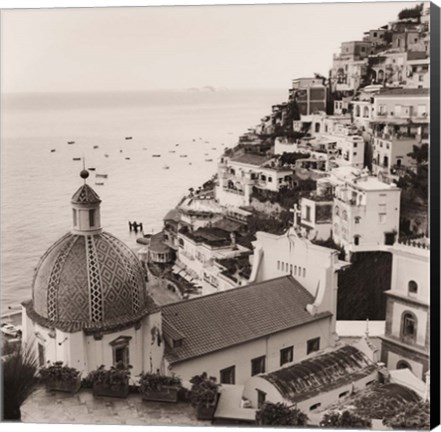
[1,89,285,313]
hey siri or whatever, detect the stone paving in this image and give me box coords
[21,386,211,426]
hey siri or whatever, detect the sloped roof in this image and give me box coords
[162,276,331,364]
[149,231,172,254]
[163,209,181,223]
[71,184,101,204]
[231,154,272,166]
[211,218,244,233]
[377,88,429,97]
[262,345,376,403]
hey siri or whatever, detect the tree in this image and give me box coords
[398,4,423,21]
[256,402,308,426]
[383,400,430,430]
[320,410,372,428]
[2,343,38,420]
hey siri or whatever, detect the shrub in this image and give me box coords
[256,402,308,426]
[383,400,430,430]
[2,343,38,421]
[85,361,132,387]
[189,372,220,408]
[139,373,181,393]
[320,410,372,428]
[39,361,80,384]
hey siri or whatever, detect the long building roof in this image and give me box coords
[162,276,331,364]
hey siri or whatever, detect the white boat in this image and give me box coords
[163,165,170,170]
[1,323,21,338]
[96,174,108,179]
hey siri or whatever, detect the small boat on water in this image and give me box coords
[142,147,147,151]
[95,182,104,186]
[104,154,109,158]
[50,149,56,153]
[152,154,161,158]
[175,144,180,147]
[96,174,108,179]
[93,145,99,149]
[125,137,133,140]
[189,162,192,165]
[205,159,213,162]
[204,153,209,156]
[211,147,217,150]
[73,157,81,161]
[67,141,75,144]
[169,150,176,153]
[192,139,196,142]
[163,165,170,170]
[180,155,188,158]
[88,167,96,171]
[120,150,123,153]
[125,157,131,160]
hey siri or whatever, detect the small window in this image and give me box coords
[257,390,266,409]
[354,216,361,224]
[290,264,293,275]
[277,260,280,270]
[73,209,77,226]
[307,337,320,354]
[268,177,273,183]
[281,262,285,271]
[379,213,386,223]
[401,312,417,343]
[353,142,358,148]
[89,209,95,227]
[303,268,306,278]
[220,366,235,384]
[294,265,297,275]
[251,356,266,376]
[408,280,418,294]
[310,403,321,411]
[280,346,294,366]
[38,342,45,367]
[397,360,412,371]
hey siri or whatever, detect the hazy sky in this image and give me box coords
[1,1,421,93]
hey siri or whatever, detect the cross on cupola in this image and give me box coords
[71,168,103,235]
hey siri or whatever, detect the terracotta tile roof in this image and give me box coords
[377,88,429,97]
[163,209,181,223]
[262,345,376,403]
[231,154,272,166]
[162,276,331,364]
[71,184,101,204]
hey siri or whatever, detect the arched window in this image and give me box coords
[401,311,417,344]
[397,360,412,371]
[294,265,297,275]
[290,264,293,274]
[363,106,369,118]
[281,262,285,271]
[335,206,339,216]
[355,105,361,117]
[303,268,306,278]
[408,280,418,295]
[277,260,280,270]
[315,123,321,133]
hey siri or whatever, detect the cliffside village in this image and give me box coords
[16,3,431,427]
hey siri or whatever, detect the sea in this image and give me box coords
[1,88,286,314]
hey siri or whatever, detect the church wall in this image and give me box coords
[168,317,331,385]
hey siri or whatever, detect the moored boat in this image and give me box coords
[73,157,81,161]
[96,174,108,179]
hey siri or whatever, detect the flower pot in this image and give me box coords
[46,377,81,394]
[92,381,129,398]
[141,385,179,403]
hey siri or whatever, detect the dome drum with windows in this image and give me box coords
[25,170,151,333]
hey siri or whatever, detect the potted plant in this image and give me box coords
[189,372,220,420]
[86,362,131,398]
[139,372,182,403]
[39,361,81,394]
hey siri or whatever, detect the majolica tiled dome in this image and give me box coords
[27,175,150,333]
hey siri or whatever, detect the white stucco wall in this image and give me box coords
[167,317,332,385]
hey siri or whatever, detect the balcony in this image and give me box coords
[223,187,245,196]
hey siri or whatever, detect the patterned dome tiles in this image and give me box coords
[31,230,148,331]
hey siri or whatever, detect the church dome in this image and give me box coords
[26,171,152,334]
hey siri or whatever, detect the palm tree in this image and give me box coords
[2,343,38,421]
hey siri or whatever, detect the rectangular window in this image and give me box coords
[113,345,129,367]
[277,260,280,270]
[73,209,77,226]
[303,268,306,278]
[307,337,320,354]
[257,390,266,409]
[280,346,294,366]
[38,342,45,367]
[379,213,386,223]
[220,366,235,384]
[89,209,95,227]
[251,356,266,376]
[305,205,311,222]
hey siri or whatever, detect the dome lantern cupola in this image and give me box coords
[71,169,102,235]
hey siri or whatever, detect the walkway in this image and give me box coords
[21,386,211,426]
